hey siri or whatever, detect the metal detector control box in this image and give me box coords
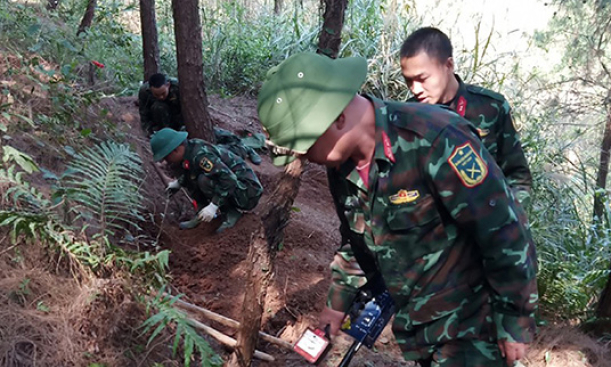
[340,289,395,348]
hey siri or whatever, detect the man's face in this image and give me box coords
[304,118,349,168]
[150,83,170,101]
[400,52,453,105]
[164,144,185,165]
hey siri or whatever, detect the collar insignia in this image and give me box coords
[382,131,395,163]
[456,96,467,117]
[182,160,190,170]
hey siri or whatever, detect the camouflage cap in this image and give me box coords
[150,128,188,162]
[257,52,367,165]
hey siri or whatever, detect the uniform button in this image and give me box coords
[489,200,496,207]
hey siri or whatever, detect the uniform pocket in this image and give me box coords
[382,195,448,260]
[385,195,440,231]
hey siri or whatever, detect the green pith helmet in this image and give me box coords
[257,52,367,166]
[150,128,188,161]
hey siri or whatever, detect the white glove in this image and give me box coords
[165,179,181,193]
[197,202,219,222]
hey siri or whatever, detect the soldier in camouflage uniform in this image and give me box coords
[214,127,263,165]
[150,128,263,232]
[400,27,532,203]
[257,53,538,366]
[139,73,183,137]
[328,27,536,334]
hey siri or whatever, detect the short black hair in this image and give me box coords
[149,73,168,88]
[400,27,453,63]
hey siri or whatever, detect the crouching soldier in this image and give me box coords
[150,128,263,232]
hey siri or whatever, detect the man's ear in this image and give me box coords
[446,57,455,74]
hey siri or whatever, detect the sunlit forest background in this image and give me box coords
[1,0,611,366]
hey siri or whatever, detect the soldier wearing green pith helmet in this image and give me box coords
[150,128,263,232]
[329,26,537,355]
[257,52,538,367]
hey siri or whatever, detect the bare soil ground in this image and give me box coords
[1,49,610,367]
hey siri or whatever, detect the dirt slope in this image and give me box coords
[2,51,609,364]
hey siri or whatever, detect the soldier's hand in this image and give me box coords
[197,202,219,222]
[165,179,181,196]
[498,340,528,366]
[318,306,345,337]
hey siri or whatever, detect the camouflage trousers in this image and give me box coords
[413,339,504,367]
[214,128,262,165]
[326,247,367,312]
[150,100,183,131]
[231,175,263,211]
[191,172,262,212]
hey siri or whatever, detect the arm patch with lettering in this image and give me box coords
[447,142,488,187]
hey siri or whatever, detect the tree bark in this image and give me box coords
[316,0,348,59]
[594,93,611,222]
[139,0,160,82]
[171,0,213,141]
[274,0,283,14]
[77,0,97,36]
[595,95,611,320]
[227,159,304,367]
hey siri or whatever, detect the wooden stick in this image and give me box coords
[172,297,294,351]
[185,317,275,362]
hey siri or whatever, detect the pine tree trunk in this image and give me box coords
[595,96,611,320]
[317,0,348,59]
[594,94,611,221]
[171,0,213,141]
[77,0,97,36]
[274,0,283,14]
[227,159,304,367]
[139,0,160,82]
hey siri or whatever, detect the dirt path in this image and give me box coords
[100,94,609,367]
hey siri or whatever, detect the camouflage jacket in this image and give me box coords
[178,139,260,208]
[138,79,182,136]
[409,75,532,202]
[328,95,538,352]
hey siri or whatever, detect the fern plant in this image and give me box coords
[143,290,223,367]
[62,141,146,238]
[1,144,167,280]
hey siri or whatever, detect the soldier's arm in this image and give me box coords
[138,85,153,136]
[424,122,538,344]
[194,152,238,207]
[496,102,532,205]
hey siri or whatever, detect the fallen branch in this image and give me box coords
[172,297,293,351]
[185,317,275,362]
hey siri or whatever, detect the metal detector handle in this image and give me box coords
[337,340,362,367]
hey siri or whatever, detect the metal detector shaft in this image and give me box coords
[337,340,362,367]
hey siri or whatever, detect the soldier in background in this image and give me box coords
[138,73,183,137]
[257,52,538,367]
[400,27,532,204]
[150,128,263,232]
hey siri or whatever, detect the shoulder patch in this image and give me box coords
[199,157,214,172]
[447,142,488,188]
[466,84,505,102]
